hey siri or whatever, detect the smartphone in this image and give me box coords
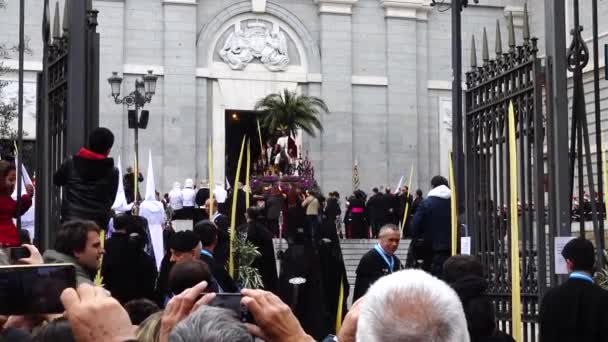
[208,293,254,323]
[0,263,76,315]
[8,247,31,261]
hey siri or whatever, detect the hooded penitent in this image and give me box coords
[139,150,166,270]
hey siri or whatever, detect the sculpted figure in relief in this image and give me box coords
[219,21,290,71]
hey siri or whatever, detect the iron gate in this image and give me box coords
[465,8,546,341]
[36,0,99,249]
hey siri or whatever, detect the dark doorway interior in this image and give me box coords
[225,110,267,186]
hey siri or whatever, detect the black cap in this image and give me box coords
[169,231,200,252]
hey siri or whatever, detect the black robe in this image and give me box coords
[238,222,278,293]
[539,278,608,342]
[353,248,402,301]
[318,215,349,330]
[344,198,368,238]
[101,232,157,304]
[213,214,231,269]
[278,244,330,340]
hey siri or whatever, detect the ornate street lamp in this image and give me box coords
[107,70,157,214]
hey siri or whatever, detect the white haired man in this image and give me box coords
[341,269,470,342]
[352,224,402,301]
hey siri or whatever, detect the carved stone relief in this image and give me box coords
[219,21,290,72]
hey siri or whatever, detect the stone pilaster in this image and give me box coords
[315,0,357,195]
[162,0,197,188]
[381,0,429,187]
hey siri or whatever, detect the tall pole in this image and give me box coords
[16,0,25,231]
[133,107,140,215]
[452,0,464,214]
[545,0,569,285]
[591,0,605,262]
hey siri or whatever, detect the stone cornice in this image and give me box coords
[162,0,197,6]
[314,0,358,15]
[380,0,431,20]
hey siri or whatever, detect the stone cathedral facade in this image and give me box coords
[0,0,528,196]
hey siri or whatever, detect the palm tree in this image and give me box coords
[254,89,329,138]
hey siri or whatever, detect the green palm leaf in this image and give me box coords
[254,89,329,138]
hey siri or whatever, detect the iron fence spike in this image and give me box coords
[63,0,70,34]
[471,35,477,68]
[52,1,61,39]
[483,28,489,63]
[508,11,516,48]
[523,3,530,41]
[496,19,503,55]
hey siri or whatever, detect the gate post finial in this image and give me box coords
[62,0,70,36]
[471,35,477,68]
[508,11,516,50]
[523,3,530,43]
[495,19,503,56]
[482,28,489,65]
[52,2,61,40]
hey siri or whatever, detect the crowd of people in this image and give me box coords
[0,127,607,342]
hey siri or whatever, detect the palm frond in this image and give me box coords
[254,89,329,137]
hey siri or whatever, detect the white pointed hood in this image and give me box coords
[145,150,156,201]
[111,156,132,213]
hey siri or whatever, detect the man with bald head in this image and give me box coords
[353,224,402,301]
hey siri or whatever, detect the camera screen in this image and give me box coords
[0,264,76,315]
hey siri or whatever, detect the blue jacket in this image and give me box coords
[411,185,452,252]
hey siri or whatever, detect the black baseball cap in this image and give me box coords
[169,231,200,252]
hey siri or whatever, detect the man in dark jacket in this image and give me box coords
[539,238,608,342]
[53,127,119,230]
[205,198,230,268]
[411,175,451,278]
[194,220,238,292]
[366,188,386,238]
[123,166,143,203]
[353,224,402,301]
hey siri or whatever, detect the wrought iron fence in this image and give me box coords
[36,0,99,249]
[465,7,546,341]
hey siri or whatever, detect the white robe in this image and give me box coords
[181,188,196,207]
[139,200,166,270]
[168,188,183,210]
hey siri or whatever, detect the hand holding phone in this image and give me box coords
[208,293,253,323]
[0,264,76,315]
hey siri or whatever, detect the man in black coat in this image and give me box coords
[353,224,402,301]
[205,198,230,268]
[123,166,143,203]
[411,175,452,278]
[194,220,239,293]
[539,238,608,342]
[366,188,386,238]
[53,127,119,230]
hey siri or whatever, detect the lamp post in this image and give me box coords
[430,0,478,215]
[108,70,157,214]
